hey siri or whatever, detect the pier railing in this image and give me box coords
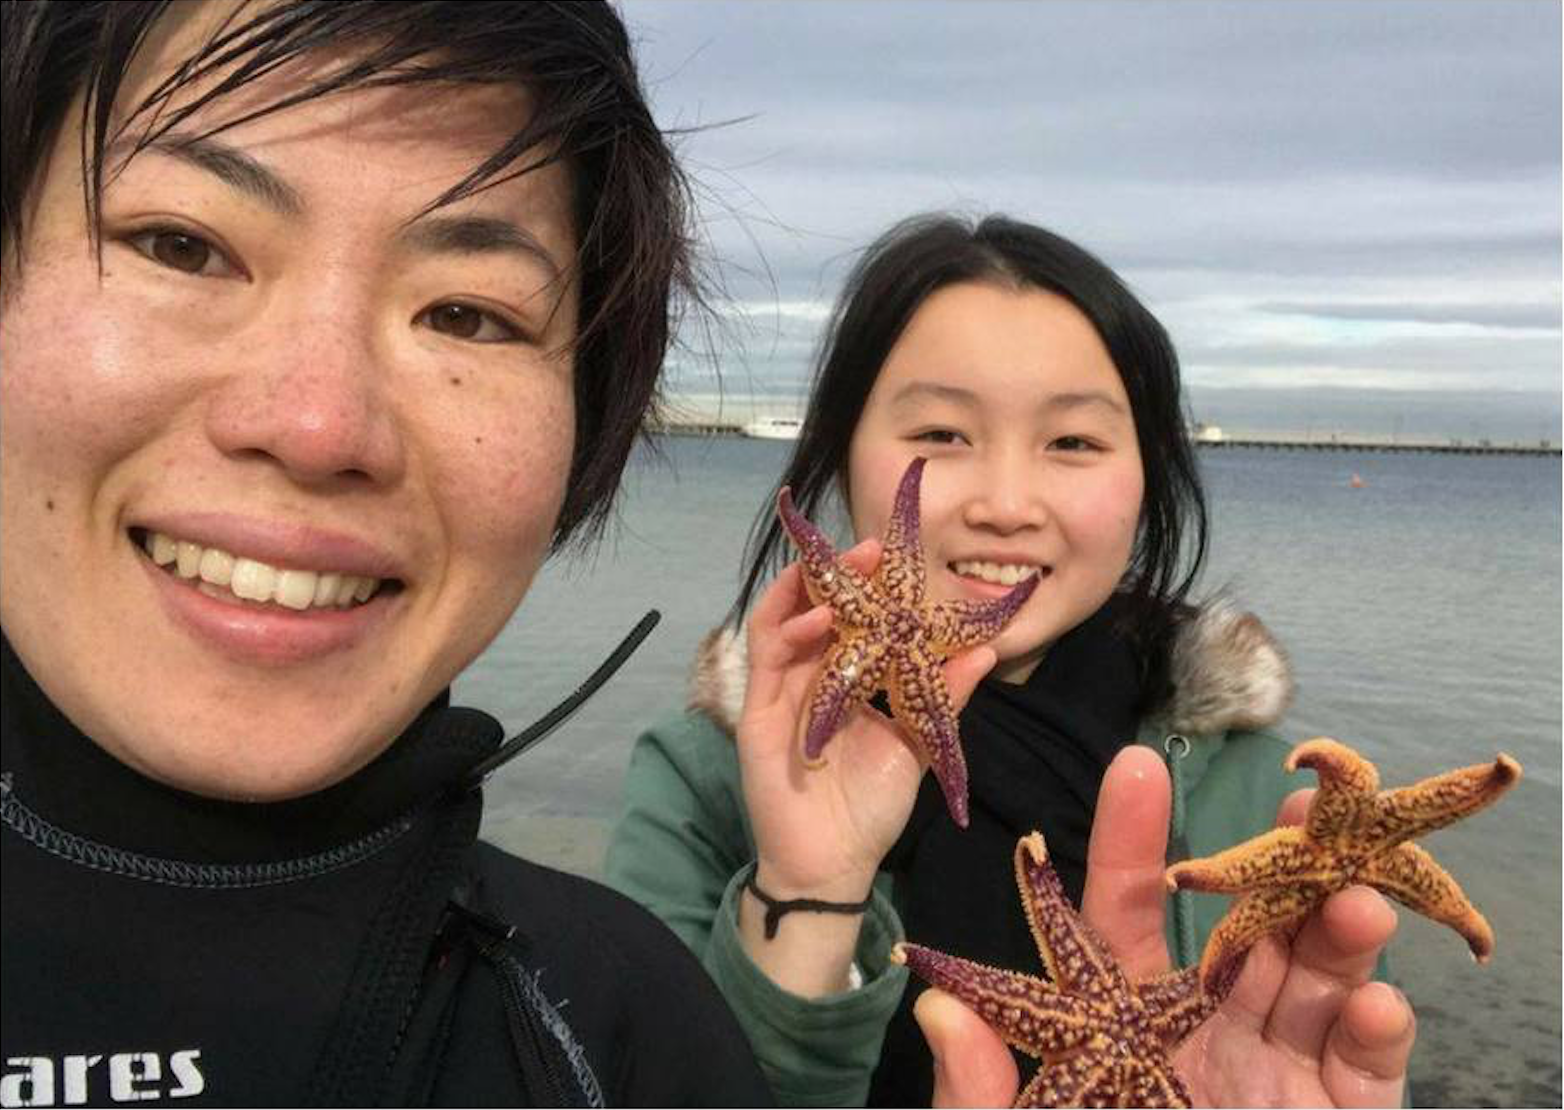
[646,416,1560,456]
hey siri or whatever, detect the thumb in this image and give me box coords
[914,988,1019,1108]
[944,645,998,710]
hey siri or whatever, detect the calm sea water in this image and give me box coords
[458,436,1562,1108]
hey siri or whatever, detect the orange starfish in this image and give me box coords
[777,456,1038,827]
[893,833,1218,1107]
[1166,738,1521,992]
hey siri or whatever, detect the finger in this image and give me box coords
[1277,787,1314,827]
[777,603,834,651]
[840,536,884,577]
[1263,886,1399,1063]
[914,988,1019,1108]
[1081,746,1174,979]
[942,646,997,710]
[1320,981,1415,1107]
[744,564,815,710]
[1215,931,1291,1032]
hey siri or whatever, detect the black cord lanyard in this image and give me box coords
[458,610,661,792]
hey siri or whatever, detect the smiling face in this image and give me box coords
[847,281,1145,683]
[0,31,579,798]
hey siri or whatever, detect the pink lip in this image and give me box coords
[133,512,407,580]
[137,549,400,667]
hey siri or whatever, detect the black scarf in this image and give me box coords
[868,597,1144,1106]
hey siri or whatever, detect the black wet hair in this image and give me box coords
[0,0,700,549]
[732,212,1209,705]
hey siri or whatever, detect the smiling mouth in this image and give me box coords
[129,528,404,612]
[949,560,1050,587]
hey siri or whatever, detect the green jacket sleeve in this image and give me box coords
[604,712,909,1107]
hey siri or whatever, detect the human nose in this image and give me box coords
[204,293,406,487]
[961,450,1046,534]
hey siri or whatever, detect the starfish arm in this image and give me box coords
[1165,826,1320,894]
[1015,834,1130,1002]
[776,487,879,617]
[1286,738,1380,843]
[923,573,1042,652]
[892,943,1099,1058]
[877,457,928,604]
[1121,1058,1196,1110]
[887,643,970,826]
[1016,1049,1122,1109]
[801,638,888,763]
[1367,753,1522,850]
[1136,966,1219,1044]
[1361,841,1497,962]
[1197,885,1323,993]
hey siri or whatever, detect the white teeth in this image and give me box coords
[198,547,235,587]
[230,557,276,602]
[952,560,1041,586]
[275,569,318,611]
[151,533,178,566]
[138,530,385,610]
[175,541,202,578]
[314,573,342,606]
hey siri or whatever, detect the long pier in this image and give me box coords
[1192,435,1557,457]
[648,419,1559,456]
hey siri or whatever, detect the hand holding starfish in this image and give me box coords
[735,536,997,997]
[1167,738,1521,993]
[908,747,1415,1107]
[774,456,1038,826]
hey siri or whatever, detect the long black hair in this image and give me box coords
[732,213,1209,705]
[0,0,701,549]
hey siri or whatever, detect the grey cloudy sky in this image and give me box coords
[618,0,1561,406]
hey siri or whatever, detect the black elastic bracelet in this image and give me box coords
[741,862,874,940]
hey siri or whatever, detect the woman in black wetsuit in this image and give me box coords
[0,3,769,1105]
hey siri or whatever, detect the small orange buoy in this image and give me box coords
[1349,472,1365,489]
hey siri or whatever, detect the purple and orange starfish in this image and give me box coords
[894,833,1218,1108]
[1166,738,1521,992]
[777,456,1037,827]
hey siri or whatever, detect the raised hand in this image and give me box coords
[736,541,996,996]
[917,746,1415,1107]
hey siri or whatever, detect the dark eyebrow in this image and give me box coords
[397,216,563,279]
[110,133,563,278]
[888,381,981,410]
[1042,390,1128,416]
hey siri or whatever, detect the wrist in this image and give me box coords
[742,862,874,941]
[735,864,871,998]
[751,859,878,906]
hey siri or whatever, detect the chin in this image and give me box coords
[108,723,391,802]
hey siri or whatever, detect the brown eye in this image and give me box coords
[149,231,212,273]
[429,303,483,339]
[423,302,522,343]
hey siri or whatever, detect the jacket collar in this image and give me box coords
[687,593,1294,741]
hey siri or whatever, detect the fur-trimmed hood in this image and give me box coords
[687,596,1293,739]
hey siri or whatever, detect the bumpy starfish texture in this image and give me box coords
[893,833,1218,1108]
[1166,737,1521,991]
[777,456,1037,827]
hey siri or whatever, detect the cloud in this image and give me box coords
[626,0,1562,399]
[1256,301,1561,331]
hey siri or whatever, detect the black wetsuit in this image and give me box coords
[0,637,771,1107]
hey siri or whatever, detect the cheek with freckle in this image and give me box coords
[2,276,208,479]
[444,396,573,577]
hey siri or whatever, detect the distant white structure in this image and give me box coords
[743,416,803,440]
[1193,423,1226,442]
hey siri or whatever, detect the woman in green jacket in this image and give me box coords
[608,214,1413,1106]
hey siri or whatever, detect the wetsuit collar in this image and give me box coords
[0,631,502,865]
